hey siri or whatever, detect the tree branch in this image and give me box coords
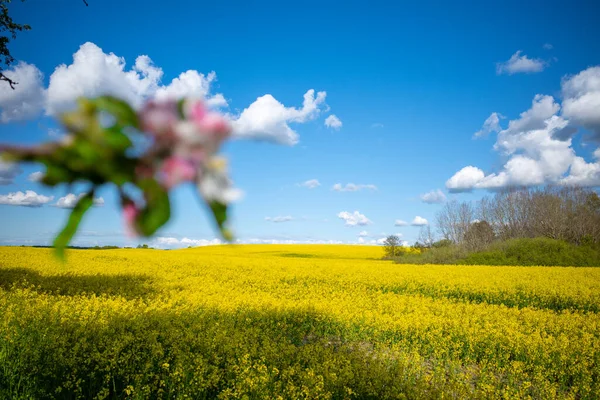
[0,72,16,89]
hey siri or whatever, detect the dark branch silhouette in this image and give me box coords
[0,71,16,89]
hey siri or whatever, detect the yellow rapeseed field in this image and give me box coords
[0,245,599,399]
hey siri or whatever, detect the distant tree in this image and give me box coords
[383,235,401,258]
[464,220,496,250]
[0,0,31,88]
[417,225,435,248]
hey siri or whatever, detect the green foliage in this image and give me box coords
[208,200,233,242]
[461,238,600,267]
[53,192,95,259]
[382,235,401,258]
[394,237,600,267]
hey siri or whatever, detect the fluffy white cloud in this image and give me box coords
[561,66,600,141]
[324,114,342,130]
[0,42,226,120]
[337,211,371,226]
[3,43,335,147]
[54,193,105,208]
[332,183,377,192]
[447,94,591,191]
[155,237,222,248]
[298,179,320,189]
[543,43,553,50]
[474,112,504,138]
[394,219,408,226]
[496,51,546,75]
[0,190,53,207]
[446,166,485,192]
[420,189,446,204]
[560,156,600,186]
[265,215,293,223]
[181,237,222,246]
[0,62,46,122]
[358,230,369,237]
[27,171,43,182]
[595,148,600,160]
[0,161,21,185]
[232,89,327,145]
[156,237,180,245]
[411,216,428,226]
[46,42,226,115]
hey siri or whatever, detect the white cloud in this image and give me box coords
[154,237,222,248]
[54,193,105,208]
[0,190,53,207]
[337,211,371,226]
[394,219,408,226]
[474,112,504,138]
[358,230,369,237]
[28,171,43,182]
[181,237,222,246]
[420,189,447,204]
[265,215,293,223]
[332,183,377,192]
[0,42,225,119]
[324,114,342,130]
[560,156,600,186]
[447,94,594,191]
[561,66,600,141]
[496,51,546,75]
[154,70,222,104]
[0,62,46,122]
[156,237,180,245]
[446,166,486,192]
[298,179,320,189]
[543,43,553,50]
[0,161,21,185]
[411,216,428,226]
[594,148,600,160]
[371,123,384,128]
[232,89,327,145]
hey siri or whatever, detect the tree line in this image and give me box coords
[384,186,600,265]
[435,186,600,250]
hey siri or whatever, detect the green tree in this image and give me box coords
[383,235,401,258]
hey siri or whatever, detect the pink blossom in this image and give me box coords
[160,156,198,189]
[186,99,231,142]
[123,203,140,237]
[139,101,178,137]
[197,113,231,141]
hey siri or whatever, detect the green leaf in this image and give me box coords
[136,179,171,236]
[93,96,140,129]
[53,191,95,260]
[103,127,133,152]
[208,200,233,242]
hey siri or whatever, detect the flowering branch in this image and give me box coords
[0,96,239,258]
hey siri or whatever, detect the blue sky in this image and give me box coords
[1,0,600,248]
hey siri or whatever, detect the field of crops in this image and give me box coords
[0,245,599,399]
